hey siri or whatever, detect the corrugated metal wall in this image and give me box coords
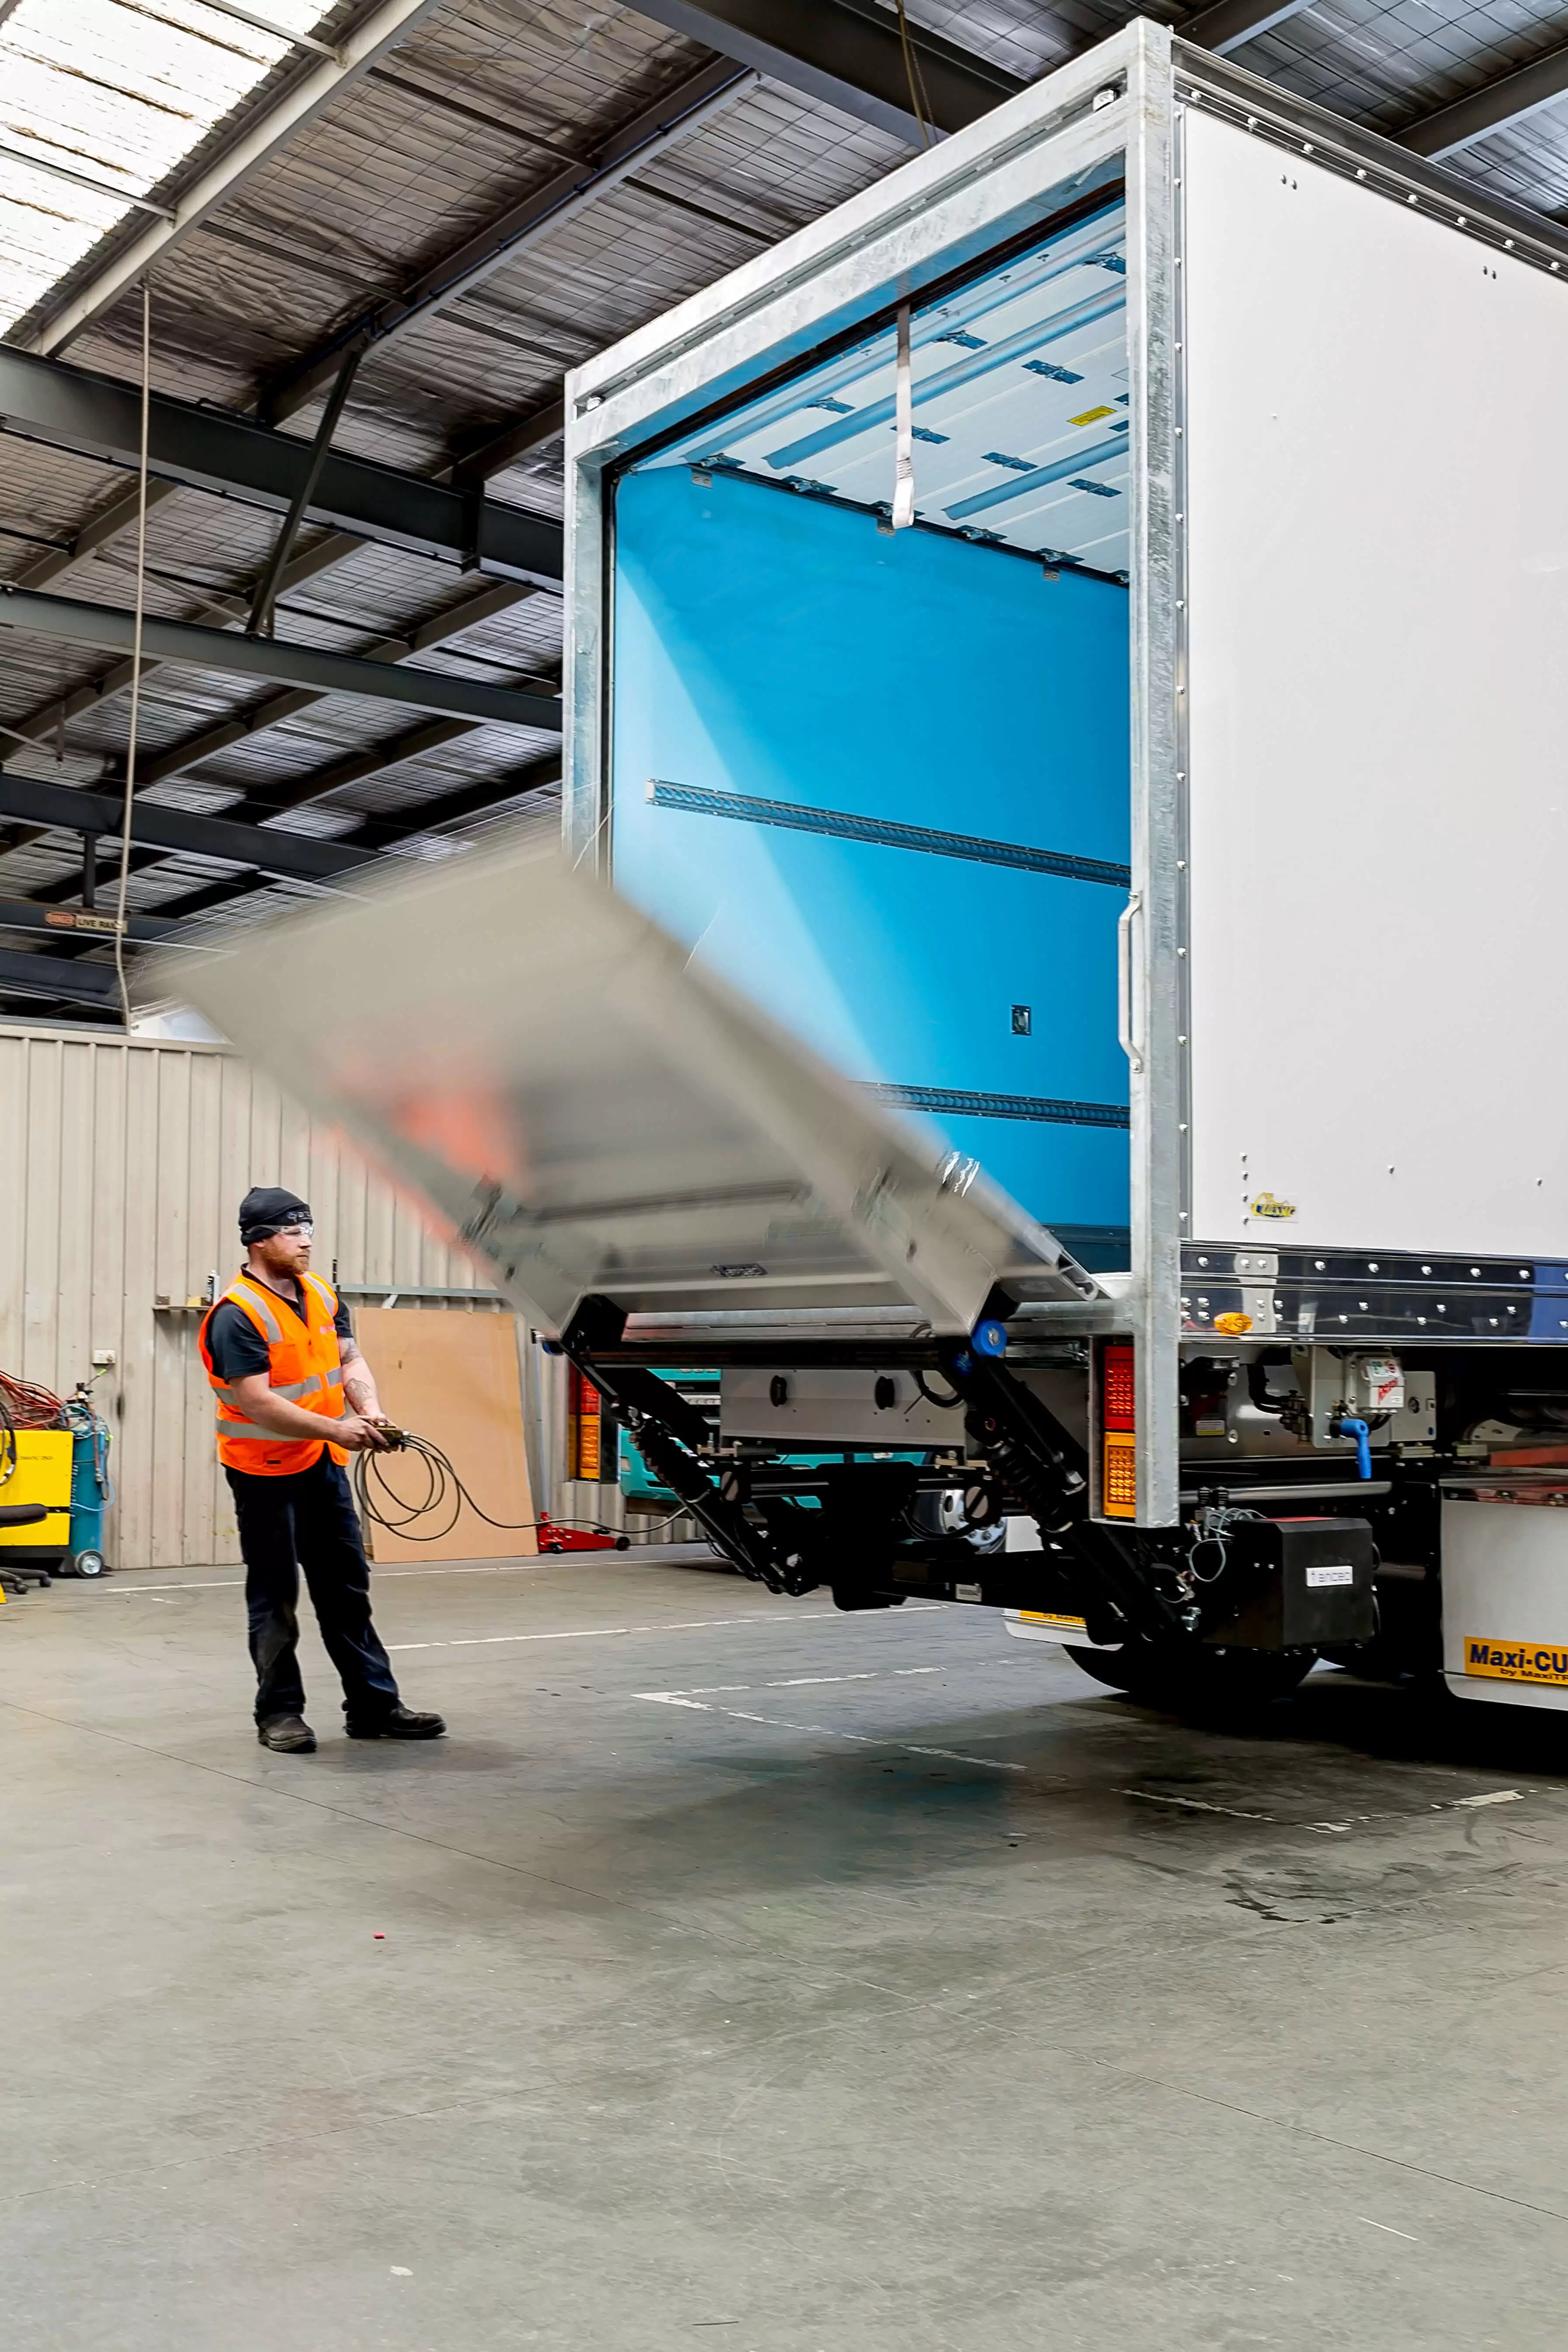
[0,1023,496,1570]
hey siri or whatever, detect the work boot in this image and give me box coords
[257,1714,316,1753]
[344,1704,447,1741]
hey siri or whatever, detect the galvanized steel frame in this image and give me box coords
[563,21,1187,1523]
[1123,32,1183,1528]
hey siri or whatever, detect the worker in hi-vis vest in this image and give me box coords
[198,1187,445,1753]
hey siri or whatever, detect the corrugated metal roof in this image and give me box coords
[0,0,343,333]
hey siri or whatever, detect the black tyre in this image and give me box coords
[1063,1643,1142,1692]
[1065,1638,1316,1711]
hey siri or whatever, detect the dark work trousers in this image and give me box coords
[225,1455,402,1724]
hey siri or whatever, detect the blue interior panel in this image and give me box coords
[610,462,1131,1243]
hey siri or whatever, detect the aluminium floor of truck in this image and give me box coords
[3,1549,1565,2351]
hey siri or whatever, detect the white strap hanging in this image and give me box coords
[892,301,915,531]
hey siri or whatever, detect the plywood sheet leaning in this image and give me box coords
[353,1308,536,1562]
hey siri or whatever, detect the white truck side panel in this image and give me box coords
[1182,108,1568,1256]
[1441,1500,1568,1713]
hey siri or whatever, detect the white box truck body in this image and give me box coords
[184,22,1568,1716]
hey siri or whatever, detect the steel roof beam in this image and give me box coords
[179,761,560,919]
[1179,0,1315,57]
[0,586,561,731]
[0,948,122,1009]
[224,715,479,823]
[125,755,564,927]
[0,531,360,815]
[0,772,377,882]
[10,478,185,596]
[351,752,562,848]
[10,729,468,923]
[17,753,561,931]
[84,588,548,899]
[1399,38,1568,158]
[135,578,535,792]
[450,395,566,489]
[24,0,447,359]
[264,59,757,425]
[0,345,562,583]
[621,0,1022,143]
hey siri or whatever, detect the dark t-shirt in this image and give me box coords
[205,1271,353,1382]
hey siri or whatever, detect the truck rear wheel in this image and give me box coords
[1062,1644,1142,1692]
[913,1488,1006,1555]
[1063,1640,1316,1710]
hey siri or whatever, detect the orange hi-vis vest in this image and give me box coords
[198,1269,348,1475]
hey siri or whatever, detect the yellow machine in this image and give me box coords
[0,1430,73,1560]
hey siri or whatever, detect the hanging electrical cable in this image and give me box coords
[113,276,152,1036]
[894,0,933,149]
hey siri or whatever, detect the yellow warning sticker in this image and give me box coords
[1251,1192,1297,1219]
[1016,1610,1089,1636]
[1069,405,1116,426]
[1464,1637,1568,1687]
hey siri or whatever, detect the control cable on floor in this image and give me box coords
[350,1427,688,1551]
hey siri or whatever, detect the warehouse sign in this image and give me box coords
[1464,1638,1568,1687]
[44,907,122,934]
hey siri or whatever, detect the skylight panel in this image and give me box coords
[0,0,331,335]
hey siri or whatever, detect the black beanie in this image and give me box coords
[239,1186,311,1244]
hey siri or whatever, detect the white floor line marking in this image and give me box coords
[99,1559,681,1596]
[112,1579,243,1593]
[645,1666,947,1698]
[386,1606,944,1655]
[1122,1789,1274,1822]
[634,1690,1025,1773]
[1358,2217,1420,2243]
[651,1684,755,1697]
[771,1666,944,1689]
[1447,1789,1523,1809]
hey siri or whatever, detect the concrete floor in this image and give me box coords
[3,1551,1568,2352]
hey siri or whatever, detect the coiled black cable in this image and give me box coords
[351,1433,475,1546]
[350,1430,687,1549]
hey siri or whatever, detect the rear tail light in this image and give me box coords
[1098,1339,1136,1520]
[566,1362,604,1482]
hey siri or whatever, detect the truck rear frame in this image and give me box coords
[556,21,1568,1711]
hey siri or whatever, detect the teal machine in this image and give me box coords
[64,1391,112,1576]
